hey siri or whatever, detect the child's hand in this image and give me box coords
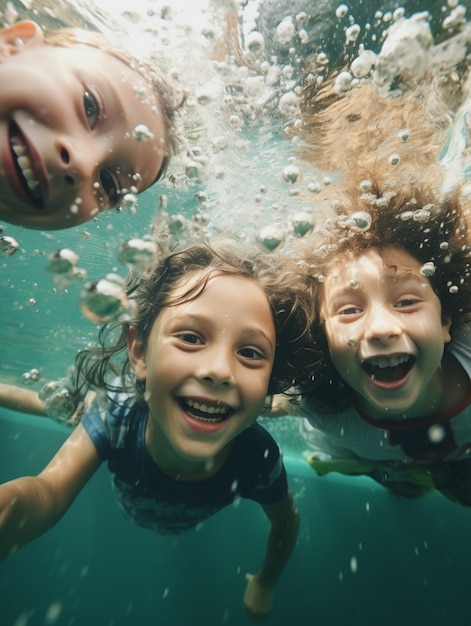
[243,573,273,621]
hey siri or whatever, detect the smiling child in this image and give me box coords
[0,20,180,230]
[283,162,471,503]
[0,241,316,619]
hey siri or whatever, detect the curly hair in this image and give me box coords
[297,169,471,412]
[73,241,318,404]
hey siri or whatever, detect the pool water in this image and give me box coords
[2,409,471,626]
[2,0,471,624]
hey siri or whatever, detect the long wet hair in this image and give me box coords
[297,168,471,413]
[73,241,318,405]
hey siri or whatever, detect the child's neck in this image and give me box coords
[145,418,232,482]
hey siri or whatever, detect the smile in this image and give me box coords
[9,121,46,209]
[179,397,235,423]
[361,354,415,383]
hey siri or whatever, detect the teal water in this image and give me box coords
[3,1,471,624]
[2,410,471,626]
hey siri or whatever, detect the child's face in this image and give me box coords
[0,22,168,230]
[320,246,452,420]
[128,272,276,463]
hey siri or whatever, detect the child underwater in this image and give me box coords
[0,241,318,619]
[0,19,181,230]
[273,10,471,504]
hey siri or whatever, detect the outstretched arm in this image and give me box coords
[0,423,101,560]
[244,491,300,620]
[0,383,46,416]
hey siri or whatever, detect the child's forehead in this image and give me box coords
[173,269,256,297]
[326,245,420,275]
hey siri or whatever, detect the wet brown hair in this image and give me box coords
[74,241,318,404]
[297,170,471,412]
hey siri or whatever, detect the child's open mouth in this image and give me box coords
[178,398,235,423]
[361,354,415,383]
[9,120,46,209]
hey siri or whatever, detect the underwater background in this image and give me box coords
[2,0,471,624]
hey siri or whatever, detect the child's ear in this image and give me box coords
[0,21,44,58]
[127,326,147,381]
[442,315,452,344]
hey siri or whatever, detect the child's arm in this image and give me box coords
[244,490,300,620]
[0,423,101,560]
[0,383,46,416]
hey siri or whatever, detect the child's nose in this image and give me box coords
[56,137,99,188]
[365,306,402,342]
[197,346,235,388]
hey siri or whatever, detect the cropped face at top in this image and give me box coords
[128,272,276,463]
[319,247,452,420]
[0,21,169,230]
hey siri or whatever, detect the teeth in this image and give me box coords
[364,354,410,368]
[12,143,26,157]
[187,398,230,415]
[11,134,40,194]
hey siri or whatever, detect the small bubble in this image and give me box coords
[398,128,410,142]
[292,212,314,237]
[428,424,445,443]
[245,31,265,54]
[389,153,401,166]
[350,556,358,573]
[44,602,62,624]
[348,211,372,231]
[133,124,154,142]
[420,262,436,277]
[0,235,19,256]
[282,163,301,184]
[257,225,285,252]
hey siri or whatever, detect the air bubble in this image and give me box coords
[336,4,349,19]
[0,235,19,256]
[245,31,265,54]
[282,164,301,184]
[257,225,285,252]
[420,262,436,277]
[118,238,157,268]
[348,211,372,231]
[79,274,129,323]
[292,212,314,237]
[133,124,154,142]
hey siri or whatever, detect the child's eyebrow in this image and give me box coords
[171,313,275,349]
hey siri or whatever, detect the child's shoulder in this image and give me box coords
[234,421,282,459]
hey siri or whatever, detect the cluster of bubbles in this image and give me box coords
[39,379,80,424]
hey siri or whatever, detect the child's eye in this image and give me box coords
[99,169,121,207]
[395,298,420,308]
[177,333,204,346]
[238,347,265,361]
[84,90,100,129]
[339,306,362,316]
